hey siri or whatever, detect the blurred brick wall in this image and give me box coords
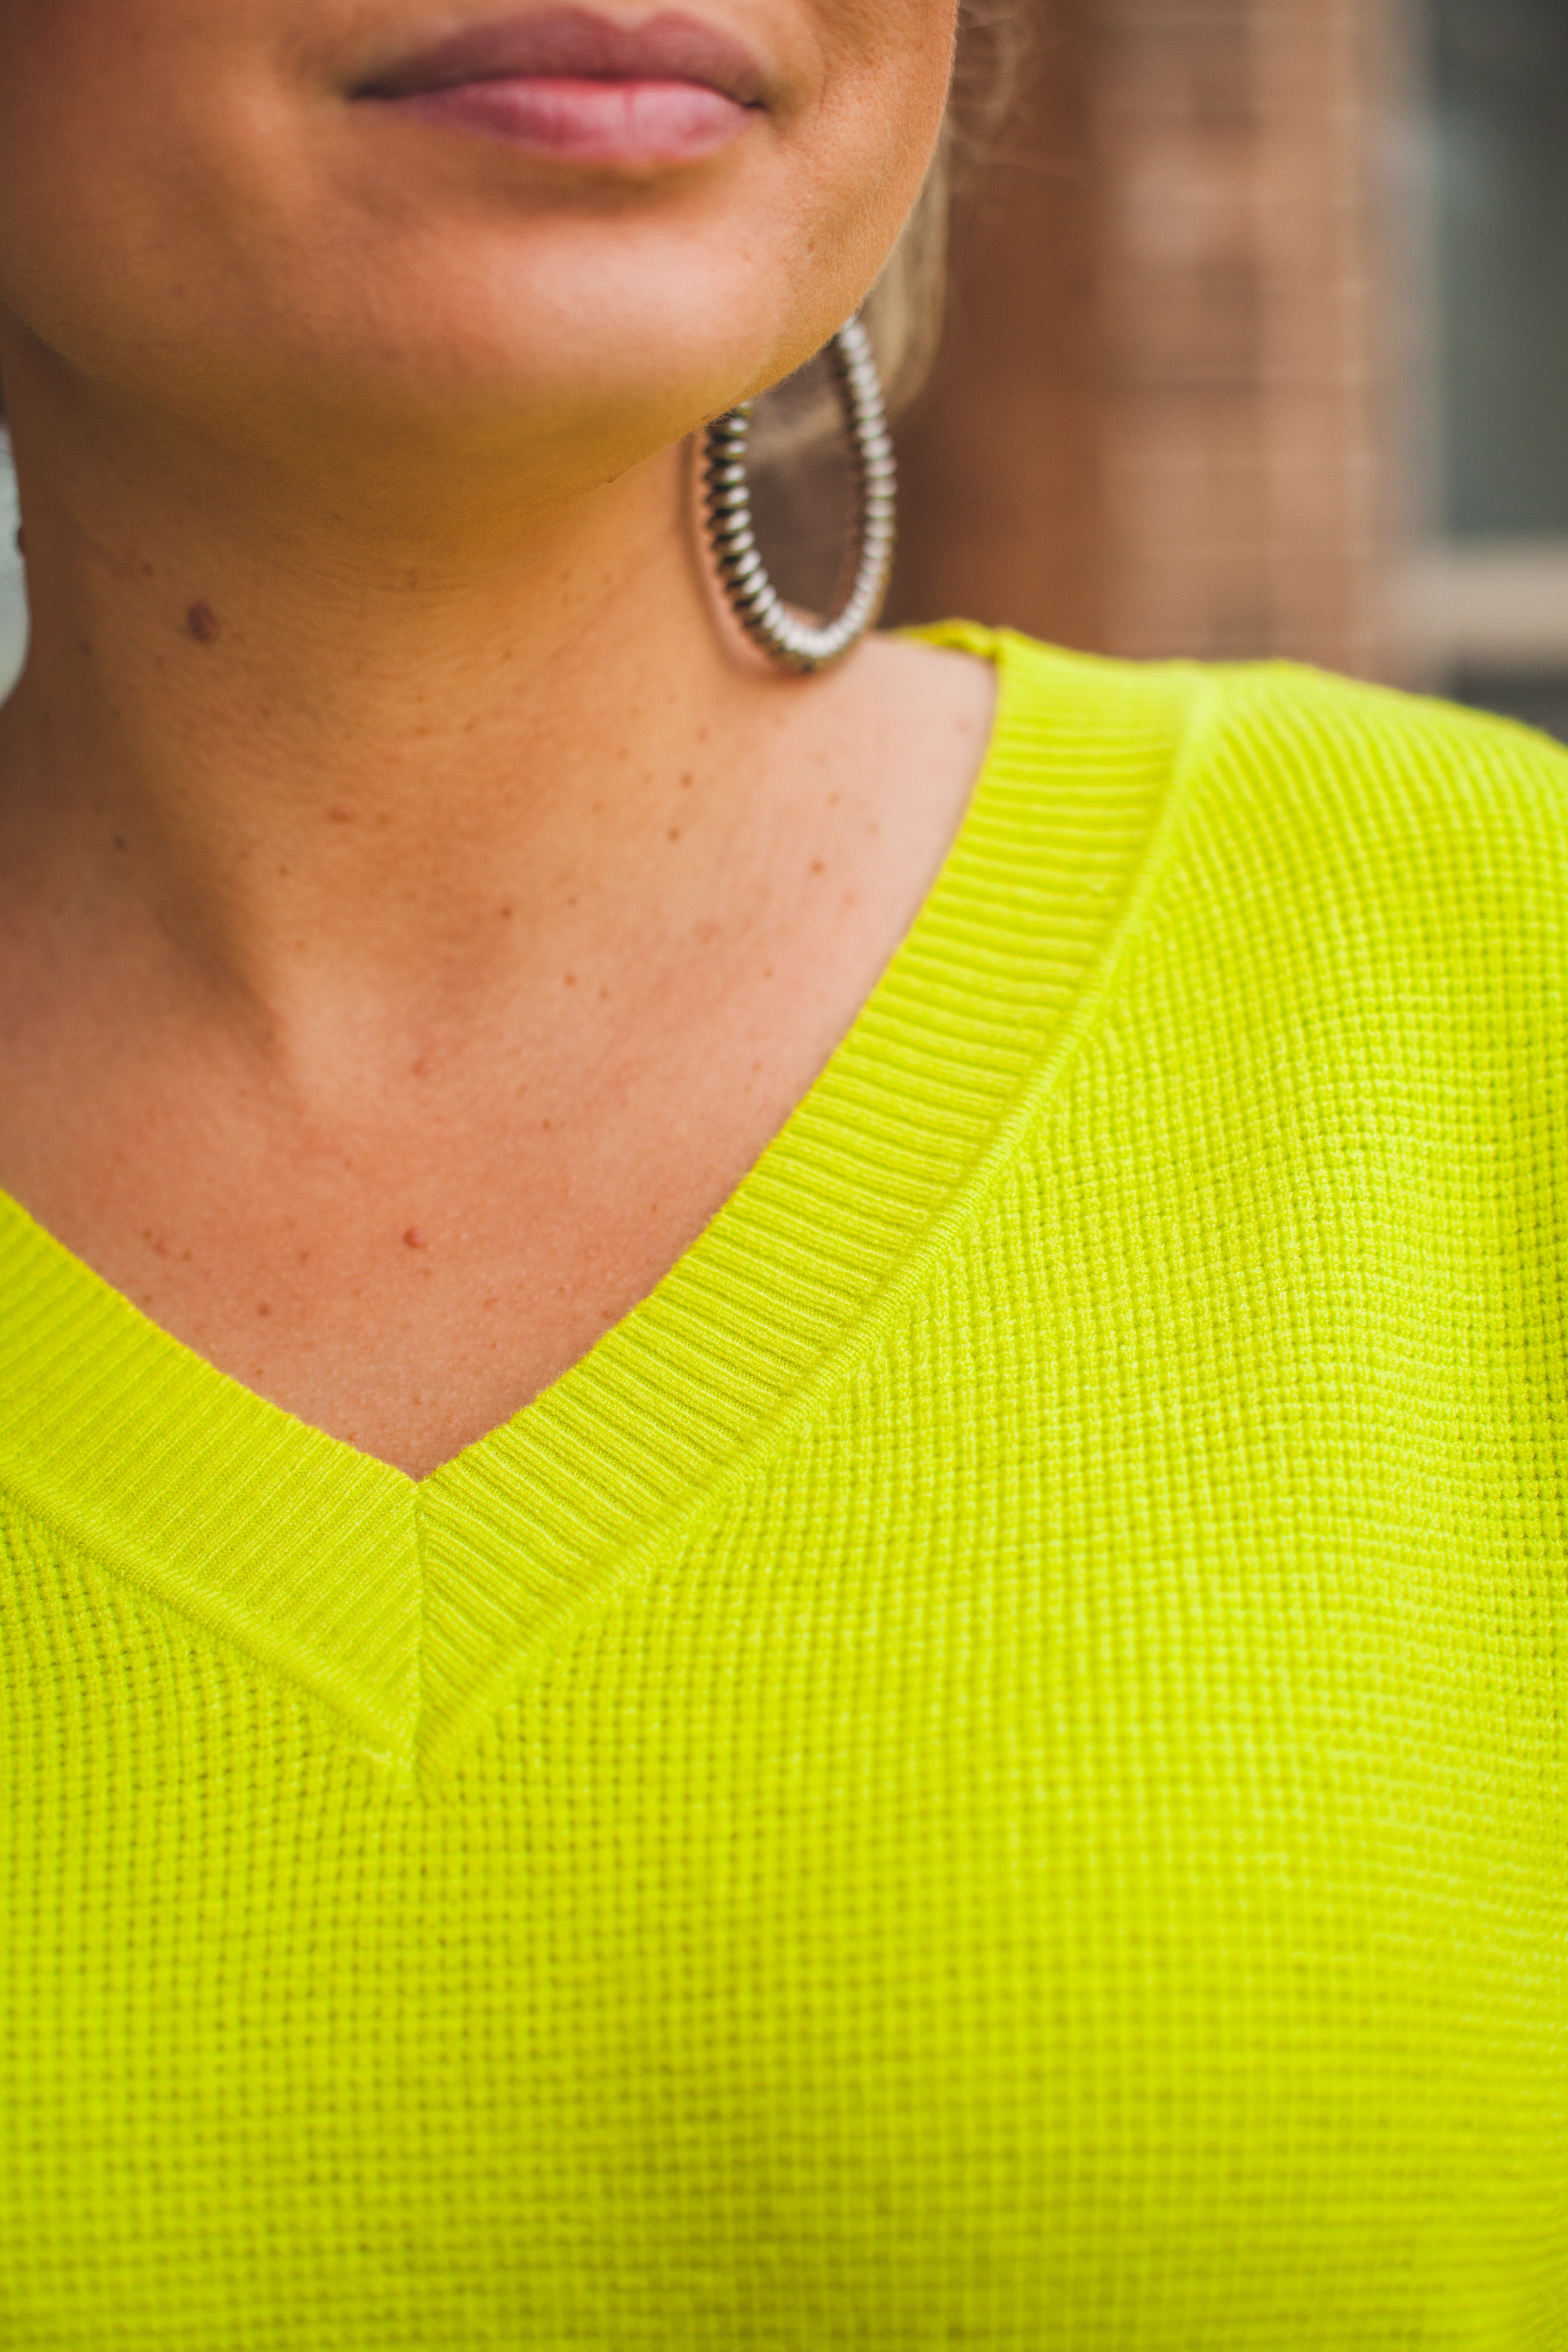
[889,0,1107,649]
[890,0,1400,679]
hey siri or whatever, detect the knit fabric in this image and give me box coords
[0,629,1564,2348]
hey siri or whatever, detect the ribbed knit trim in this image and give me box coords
[0,630,1198,1769]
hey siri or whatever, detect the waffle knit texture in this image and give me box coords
[0,629,1564,2348]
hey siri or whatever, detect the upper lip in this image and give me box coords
[357,8,770,106]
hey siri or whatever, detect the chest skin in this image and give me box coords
[0,641,995,1478]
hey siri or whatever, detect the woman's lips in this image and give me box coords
[357,8,768,163]
[388,76,749,162]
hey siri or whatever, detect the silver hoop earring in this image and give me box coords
[702,316,896,675]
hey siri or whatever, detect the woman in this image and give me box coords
[0,2,1561,2343]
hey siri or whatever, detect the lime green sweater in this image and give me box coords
[0,629,1564,2347]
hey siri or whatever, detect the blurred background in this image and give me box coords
[2,0,1567,733]
[887,0,1568,733]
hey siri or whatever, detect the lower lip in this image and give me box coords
[382,76,752,163]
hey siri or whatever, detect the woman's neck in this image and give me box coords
[0,398,810,1049]
[0,395,998,1473]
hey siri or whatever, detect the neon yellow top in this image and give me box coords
[0,629,1564,2347]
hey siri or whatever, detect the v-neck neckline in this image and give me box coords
[0,630,1190,1775]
